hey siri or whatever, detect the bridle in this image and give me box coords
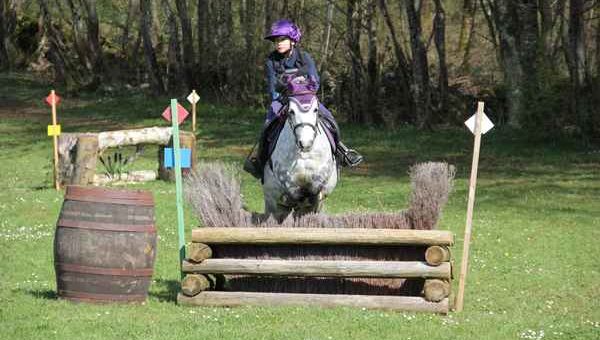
[285,95,320,151]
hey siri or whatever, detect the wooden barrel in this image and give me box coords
[54,186,157,303]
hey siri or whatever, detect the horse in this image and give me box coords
[262,77,338,222]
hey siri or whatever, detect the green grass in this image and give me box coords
[0,73,599,340]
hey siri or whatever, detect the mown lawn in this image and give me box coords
[0,73,598,340]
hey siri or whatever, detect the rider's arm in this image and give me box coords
[265,58,279,101]
[302,51,320,92]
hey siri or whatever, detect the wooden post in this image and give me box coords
[191,90,197,132]
[71,135,99,185]
[455,101,484,312]
[51,90,60,190]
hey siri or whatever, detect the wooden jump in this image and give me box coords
[182,259,451,279]
[180,227,454,313]
[191,227,454,246]
[178,292,449,313]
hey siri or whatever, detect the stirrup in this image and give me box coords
[342,149,363,168]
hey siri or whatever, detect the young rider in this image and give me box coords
[244,19,363,179]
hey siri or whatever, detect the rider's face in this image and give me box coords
[273,36,293,54]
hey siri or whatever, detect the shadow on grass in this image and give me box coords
[149,278,180,303]
[25,289,58,300]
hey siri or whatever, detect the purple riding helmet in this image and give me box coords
[264,19,302,43]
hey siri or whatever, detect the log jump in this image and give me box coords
[57,127,196,185]
[178,227,454,313]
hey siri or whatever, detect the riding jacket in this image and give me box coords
[265,47,320,101]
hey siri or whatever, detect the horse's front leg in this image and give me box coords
[264,194,293,223]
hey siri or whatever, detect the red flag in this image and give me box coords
[45,92,61,107]
[162,103,190,125]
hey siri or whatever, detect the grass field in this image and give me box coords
[0,73,598,340]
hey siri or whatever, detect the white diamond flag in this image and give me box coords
[464,112,494,135]
[187,91,200,105]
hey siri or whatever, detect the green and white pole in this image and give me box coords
[170,99,186,280]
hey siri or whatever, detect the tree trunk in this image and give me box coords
[166,1,182,93]
[175,0,196,90]
[38,0,71,85]
[0,0,10,70]
[433,0,448,118]
[406,0,431,129]
[67,0,91,74]
[567,0,587,87]
[81,0,103,88]
[319,0,334,71]
[346,0,367,123]
[197,0,209,78]
[366,0,381,124]
[242,0,257,100]
[487,0,526,127]
[121,0,137,54]
[567,0,589,133]
[378,0,410,79]
[264,0,274,33]
[140,0,165,94]
[457,0,477,72]
[457,0,473,54]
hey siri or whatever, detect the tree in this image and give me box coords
[175,0,196,90]
[406,0,432,129]
[566,0,590,134]
[481,0,539,127]
[140,0,165,94]
[433,0,448,117]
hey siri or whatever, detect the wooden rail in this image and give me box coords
[182,259,451,279]
[192,227,454,246]
[178,292,449,313]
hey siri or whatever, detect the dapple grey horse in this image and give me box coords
[262,87,338,222]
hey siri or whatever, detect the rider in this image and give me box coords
[244,19,363,180]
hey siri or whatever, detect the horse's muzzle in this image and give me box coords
[294,123,317,152]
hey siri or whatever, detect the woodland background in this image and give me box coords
[0,0,599,139]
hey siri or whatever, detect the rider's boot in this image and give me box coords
[243,132,265,180]
[336,141,363,167]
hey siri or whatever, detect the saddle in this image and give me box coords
[243,105,340,182]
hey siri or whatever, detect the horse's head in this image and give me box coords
[287,92,319,152]
[283,75,319,152]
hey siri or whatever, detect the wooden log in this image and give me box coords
[158,131,196,181]
[187,243,212,263]
[178,292,449,313]
[425,245,451,266]
[182,259,451,279]
[93,170,157,185]
[423,279,450,302]
[97,127,173,151]
[192,227,454,246]
[181,274,212,297]
[58,133,96,184]
[71,135,99,185]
